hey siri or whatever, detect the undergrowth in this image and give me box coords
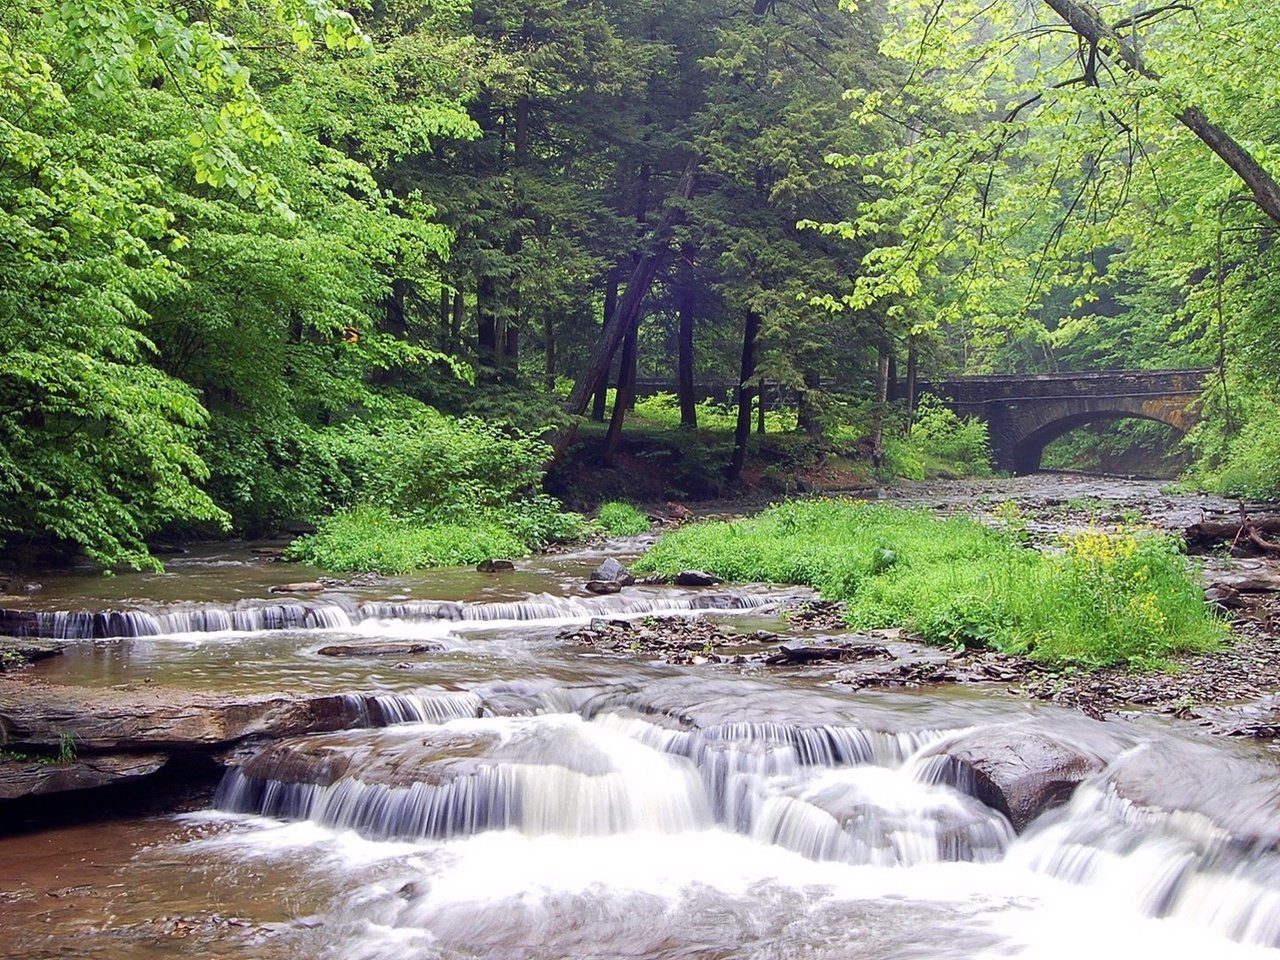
[634,499,1223,670]
[596,501,650,536]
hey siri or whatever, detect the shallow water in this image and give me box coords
[4,513,1280,959]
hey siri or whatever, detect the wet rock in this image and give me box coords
[0,681,385,753]
[21,583,41,594]
[584,580,622,595]
[590,557,634,585]
[268,582,326,594]
[764,644,890,666]
[783,600,849,631]
[920,727,1111,832]
[1204,584,1244,610]
[0,638,63,671]
[674,570,722,587]
[0,752,169,799]
[477,559,516,573]
[316,641,445,657]
[251,547,285,557]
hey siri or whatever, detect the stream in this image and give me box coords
[3,476,1280,959]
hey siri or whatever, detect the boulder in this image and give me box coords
[675,569,723,587]
[0,638,63,670]
[477,559,516,573]
[316,641,445,657]
[268,581,326,594]
[920,727,1111,832]
[590,558,634,585]
[0,752,169,799]
[584,580,622,595]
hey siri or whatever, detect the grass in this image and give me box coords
[596,501,650,536]
[633,499,1225,670]
[286,505,567,574]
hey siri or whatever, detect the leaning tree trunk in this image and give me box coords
[554,158,700,459]
[871,345,891,468]
[1041,0,1280,224]
[728,309,761,483]
[603,319,640,465]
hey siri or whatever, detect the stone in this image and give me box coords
[584,580,622,595]
[316,641,445,657]
[268,582,326,594]
[590,558,634,585]
[0,638,62,670]
[0,753,169,800]
[920,727,1113,832]
[477,559,516,573]
[674,569,723,587]
[0,681,384,753]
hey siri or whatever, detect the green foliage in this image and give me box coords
[906,395,992,478]
[596,501,649,536]
[1190,391,1280,500]
[635,500,1223,669]
[630,392,797,434]
[285,506,528,574]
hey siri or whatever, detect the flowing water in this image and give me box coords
[4,511,1280,959]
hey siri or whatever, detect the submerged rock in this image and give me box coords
[584,580,622,595]
[268,582,326,594]
[477,559,516,573]
[674,570,722,587]
[316,641,445,658]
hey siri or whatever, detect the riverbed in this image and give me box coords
[3,476,1280,959]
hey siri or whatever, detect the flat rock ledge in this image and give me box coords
[0,679,402,808]
[0,753,168,800]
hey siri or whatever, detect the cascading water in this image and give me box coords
[7,533,1280,960]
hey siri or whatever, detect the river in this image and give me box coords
[2,477,1279,959]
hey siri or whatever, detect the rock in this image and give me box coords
[919,727,1112,832]
[1205,584,1244,610]
[268,581,326,594]
[590,557,635,585]
[0,752,169,800]
[0,681,387,753]
[584,580,622,595]
[316,641,445,657]
[674,570,722,587]
[477,559,516,573]
[21,583,41,594]
[251,547,285,558]
[0,638,63,670]
[764,643,890,666]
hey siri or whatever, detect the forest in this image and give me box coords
[4,0,1279,571]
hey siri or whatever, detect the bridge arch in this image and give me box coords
[915,369,1207,475]
[1005,402,1193,475]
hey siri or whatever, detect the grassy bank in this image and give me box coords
[634,500,1224,669]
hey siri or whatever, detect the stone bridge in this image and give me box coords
[916,368,1208,474]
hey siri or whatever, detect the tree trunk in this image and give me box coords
[798,369,823,438]
[556,157,700,457]
[476,274,497,364]
[677,246,698,428]
[603,319,639,465]
[591,268,623,421]
[543,315,555,390]
[905,340,919,433]
[756,382,766,435]
[728,309,761,482]
[438,285,451,343]
[871,346,891,468]
[1041,0,1280,223]
[451,289,465,346]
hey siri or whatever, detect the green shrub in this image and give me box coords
[597,501,650,536]
[907,395,992,478]
[634,499,1223,670]
[1191,393,1280,500]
